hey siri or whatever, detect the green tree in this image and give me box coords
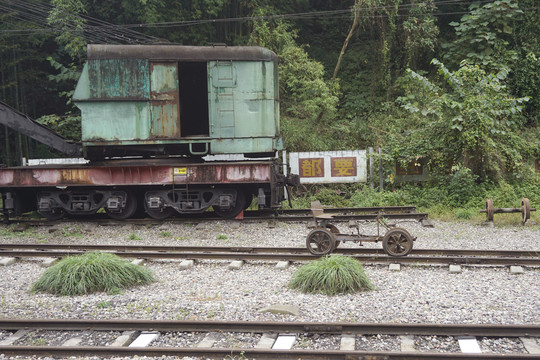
[442,0,523,72]
[48,0,87,61]
[395,59,530,182]
[248,7,339,151]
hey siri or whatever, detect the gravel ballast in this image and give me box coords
[0,219,539,355]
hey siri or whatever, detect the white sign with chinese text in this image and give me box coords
[289,150,367,184]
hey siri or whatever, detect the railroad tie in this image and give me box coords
[0,329,30,346]
[0,257,17,266]
[255,333,277,349]
[456,336,482,353]
[521,337,540,354]
[228,260,244,270]
[400,335,416,352]
[272,334,296,349]
[128,331,160,347]
[62,330,92,347]
[110,331,139,347]
[196,332,220,348]
[41,257,59,267]
[340,334,355,351]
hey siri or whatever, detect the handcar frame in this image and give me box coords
[306,201,416,257]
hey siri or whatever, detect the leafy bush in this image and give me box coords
[31,252,155,296]
[289,255,374,295]
[290,187,351,209]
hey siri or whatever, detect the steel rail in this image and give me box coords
[1,319,539,336]
[276,205,418,214]
[5,211,430,224]
[1,320,538,359]
[1,346,536,359]
[2,206,428,224]
[0,243,538,258]
[1,249,539,266]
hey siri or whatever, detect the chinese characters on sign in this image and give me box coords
[289,150,366,184]
[331,157,357,177]
[299,158,324,177]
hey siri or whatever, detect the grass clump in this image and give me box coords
[31,252,155,296]
[289,255,374,295]
[128,233,141,241]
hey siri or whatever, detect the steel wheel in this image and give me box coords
[383,228,413,256]
[486,199,494,222]
[39,208,65,221]
[521,197,530,225]
[106,191,137,220]
[326,224,341,249]
[306,228,336,255]
[213,190,245,219]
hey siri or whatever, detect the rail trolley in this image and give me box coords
[306,201,416,256]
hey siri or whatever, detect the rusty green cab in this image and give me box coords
[73,44,283,159]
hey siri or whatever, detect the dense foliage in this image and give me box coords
[0,0,538,191]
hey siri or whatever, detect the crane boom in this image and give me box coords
[0,101,81,157]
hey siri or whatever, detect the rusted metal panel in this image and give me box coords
[0,161,273,188]
[208,61,276,141]
[173,163,272,184]
[78,101,151,142]
[88,59,150,100]
[150,62,180,138]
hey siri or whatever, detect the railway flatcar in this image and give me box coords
[0,45,299,221]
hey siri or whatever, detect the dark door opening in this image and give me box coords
[179,62,209,137]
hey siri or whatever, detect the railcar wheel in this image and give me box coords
[326,224,341,249]
[106,192,137,220]
[39,208,65,221]
[306,228,336,256]
[521,197,531,225]
[145,206,176,220]
[486,199,494,222]
[383,228,413,256]
[213,190,245,219]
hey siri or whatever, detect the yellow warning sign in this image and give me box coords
[173,167,187,175]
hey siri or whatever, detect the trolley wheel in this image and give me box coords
[326,224,341,249]
[39,208,65,221]
[306,228,336,256]
[383,228,414,257]
[106,191,137,220]
[486,199,494,222]
[521,197,531,225]
[213,190,245,219]
[145,206,176,220]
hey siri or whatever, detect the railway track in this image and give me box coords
[2,205,430,225]
[1,319,538,359]
[1,244,538,266]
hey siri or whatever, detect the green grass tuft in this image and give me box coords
[128,233,141,241]
[31,252,155,296]
[289,255,374,295]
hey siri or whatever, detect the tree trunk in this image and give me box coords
[332,0,360,81]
